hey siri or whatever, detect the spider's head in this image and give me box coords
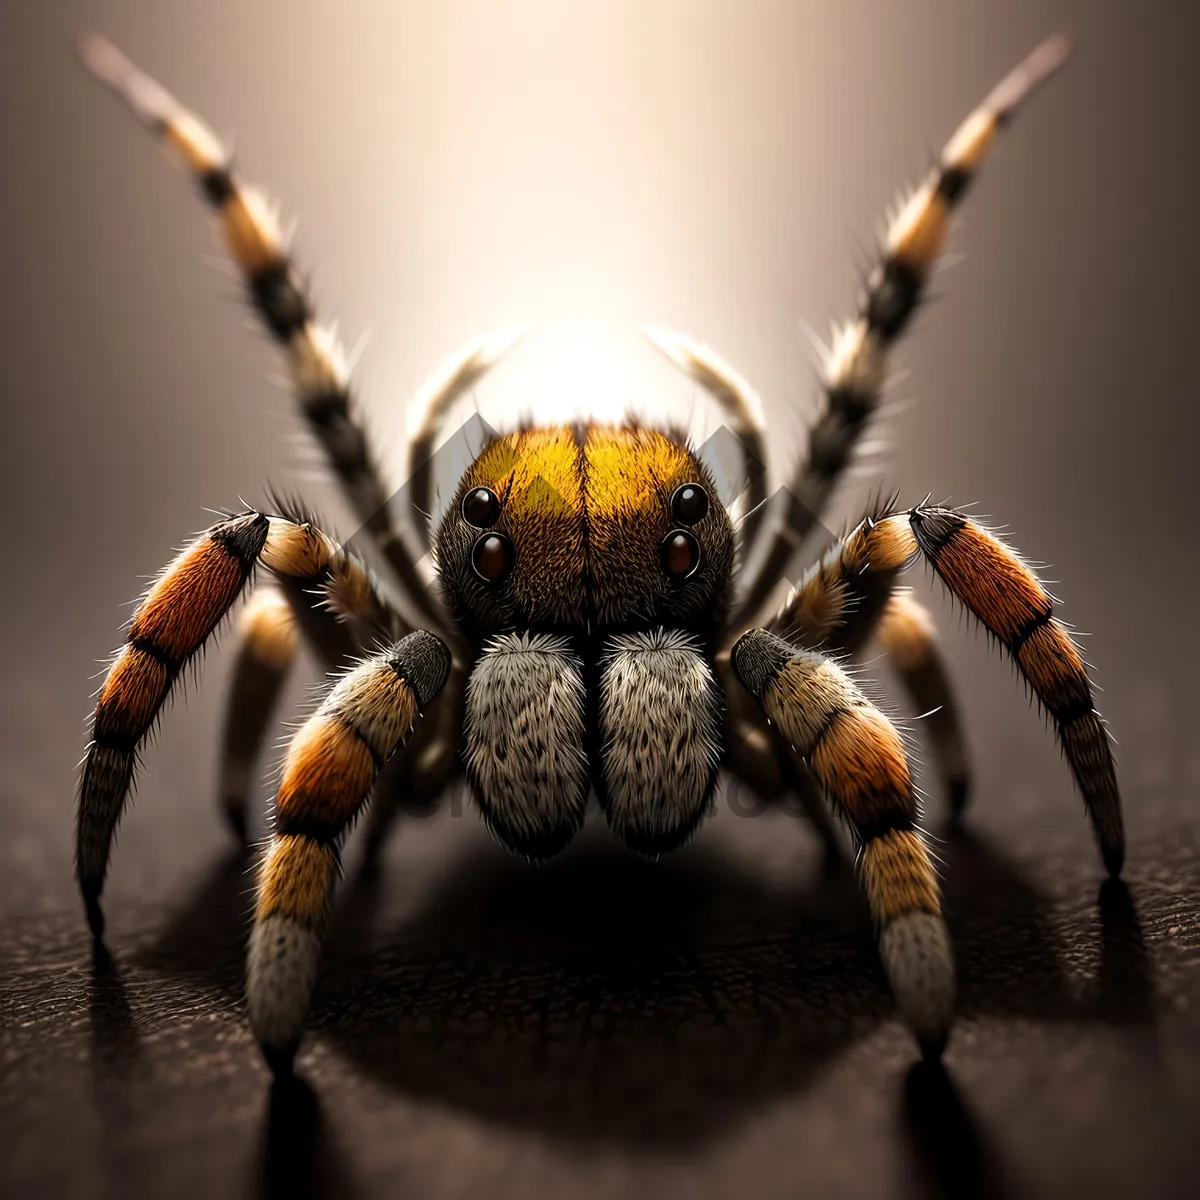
[434,424,735,639]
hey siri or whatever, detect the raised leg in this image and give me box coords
[78,37,486,633]
[247,632,450,1072]
[732,36,1072,628]
[732,628,955,1056]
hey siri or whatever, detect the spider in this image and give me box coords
[75,34,1123,1075]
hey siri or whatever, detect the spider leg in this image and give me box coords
[874,593,971,817]
[769,513,970,814]
[219,532,413,841]
[406,328,526,551]
[719,649,847,860]
[732,628,954,1057]
[769,504,1124,874]
[76,510,405,937]
[247,632,450,1073]
[79,36,453,633]
[908,505,1124,874]
[642,328,770,553]
[359,667,466,868]
[219,588,297,841]
[731,35,1072,629]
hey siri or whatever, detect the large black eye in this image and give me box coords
[670,482,709,526]
[472,532,514,583]
[661,529,701,581]
[462,486,501,528]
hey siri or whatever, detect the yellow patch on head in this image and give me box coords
[468,428,587,626]
[584,427,700,625]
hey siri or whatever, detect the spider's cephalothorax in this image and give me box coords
[75,34,1124,1077]
[435,425,735,641]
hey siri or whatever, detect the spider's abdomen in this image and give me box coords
[435,423,735,641]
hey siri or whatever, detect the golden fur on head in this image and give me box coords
[443,424,733,632]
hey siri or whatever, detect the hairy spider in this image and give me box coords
[75,34,1123,1074]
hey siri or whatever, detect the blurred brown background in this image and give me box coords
[0,2,1197,1197]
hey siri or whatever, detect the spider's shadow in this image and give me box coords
[130,816,1155,1155]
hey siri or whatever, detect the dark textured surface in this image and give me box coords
[2,791,1198,1199]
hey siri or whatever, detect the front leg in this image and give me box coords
[246,631,449,1073]
[732,628,954,1058]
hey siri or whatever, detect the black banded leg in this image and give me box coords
[598,630,723,856]
[247,632,449,1072]
[907,505,1124,874]
[360,675,465,869]
[79,36,451,634]
[768,503,919,650]
[766,512,971,817]
[731,36,1072,628]
[463,633,589,860]
[732,627,954,1057]
[77,513,270,937]
[720,696,846,863]
[76,509,402,936]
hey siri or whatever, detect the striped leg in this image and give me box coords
[247,633,450,1072]
[732,35,1072,628]
[360,670,466,867]
[908,505,1124,874]
[770,504,1124,872]
[78,37,487,634]
[731,628,954,1056]
[221,517,415,841]
[76,510,404,936]
[770,514,970,813]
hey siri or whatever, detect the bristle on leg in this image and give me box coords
[909,505,1124,874]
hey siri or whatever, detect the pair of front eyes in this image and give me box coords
[461,481,711,584]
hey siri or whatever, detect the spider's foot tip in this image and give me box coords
[260,1040,298,1078]
[1102,839,1126,879]
[917,1028,950,1062]
[82,889,106,940]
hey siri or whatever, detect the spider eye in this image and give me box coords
[670,482,709,526]
[472,532,514,583]
[462,486,501,528]
[661,529,701,580]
